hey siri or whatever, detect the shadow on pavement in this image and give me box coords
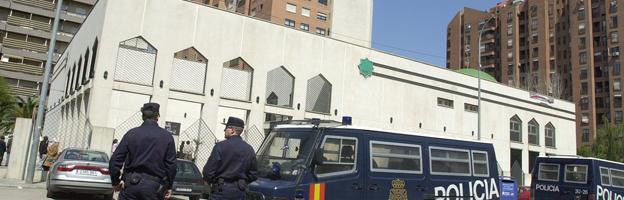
[51,192,113,200]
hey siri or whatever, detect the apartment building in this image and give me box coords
[447,0,623,149]
[0,0,93,98]
[186,0,373,47]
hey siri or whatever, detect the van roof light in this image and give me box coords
[342,116,352,125]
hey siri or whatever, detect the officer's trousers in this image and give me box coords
[210,182,246,200]
[119,179,164,200]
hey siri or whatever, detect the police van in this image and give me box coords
[531,156,624,200]
[247,118,502,200]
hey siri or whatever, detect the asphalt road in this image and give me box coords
[0,187,199,200]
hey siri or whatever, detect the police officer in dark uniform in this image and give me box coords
[109,103,177,200]
[203,117,258,200]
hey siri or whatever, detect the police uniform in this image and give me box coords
[109,103,177,200]
[203,117,258,200]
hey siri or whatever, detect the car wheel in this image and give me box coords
[189,195,200,200]
[46,190,57,198]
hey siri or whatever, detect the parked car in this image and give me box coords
[172,159,210,200]
[46,148,113,199]
[518,186,531,200]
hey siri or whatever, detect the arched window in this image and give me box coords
[221,57,253,101]
[81,48,89,85]
[545,123,555,148]
[510,115,522,142]
[306,74,332,114]
[528,119,539,145]
[265,66,294,107]
[88,38,98,79]
[170,47,207,94]
[114,36,157,85]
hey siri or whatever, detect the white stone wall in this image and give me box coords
[47,0,576,185]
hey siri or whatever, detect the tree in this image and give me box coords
[578,117,624,162]
[14,96,38,118]
[0,77,15,135]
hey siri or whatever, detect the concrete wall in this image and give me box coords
[47,0,576,185]
[7,118,32,180]
[330,0,373,47]
[89,126,114,156]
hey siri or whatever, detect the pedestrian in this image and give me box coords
[0,136,6,166]
[183,141,193,160]
[42,141,59,171]
[111,139,118,154]
[178,141,186,158]
[39,136,49,160]
[203,117,258,200]
[109,103,177,200]
[5,136,11,166]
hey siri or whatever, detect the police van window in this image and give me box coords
[538,163,560,182]
[369,141,422,174]
[267,137,302,159]
[316,136,357,176]
[472,151,489,177]
[429,147,471,176]
[564,164,588,183]
[611,169,624,187]
[600,167,611,186]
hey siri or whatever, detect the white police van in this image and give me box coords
[247,118,502,200]
[531,156,624,200]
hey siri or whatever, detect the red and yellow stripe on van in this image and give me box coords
[308,183,326,200]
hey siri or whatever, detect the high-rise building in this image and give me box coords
[0,0,95,98]
[187,0,373,47]
[447,0,622,148]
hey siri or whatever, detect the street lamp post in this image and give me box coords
[477,17,495,141]
[25,0,63,184]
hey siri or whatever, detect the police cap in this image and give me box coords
[223,117,244,128]
[141,102,160,113]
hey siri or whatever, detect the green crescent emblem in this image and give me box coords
[358,58,374,78]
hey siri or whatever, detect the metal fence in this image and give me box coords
[113,111,144,141]
[242,125,265,152]
[42,107,93,151]
[179,118,218,170]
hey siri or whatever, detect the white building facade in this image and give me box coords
[45,0,575,185]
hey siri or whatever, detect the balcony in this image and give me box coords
[3,37,48,53]
[13,0,55,10]
[9,85,38,96]
[7,15,51,31]
[482,50,495,56]
[0,61,43,75]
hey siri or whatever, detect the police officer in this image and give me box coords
[203,117,258,200]
[110,103,177,200]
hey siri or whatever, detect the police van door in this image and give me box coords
[365,140,425,200]
[311,132,364,200]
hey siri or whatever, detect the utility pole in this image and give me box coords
[25,0,63,184]
[477,17,496,140]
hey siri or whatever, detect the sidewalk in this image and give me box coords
[0,166,47,189]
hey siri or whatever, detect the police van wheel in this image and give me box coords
[103,193,114,200]
[46,190,57,198]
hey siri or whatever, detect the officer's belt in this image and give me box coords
[130,172,164,183]
[218,177,242,183]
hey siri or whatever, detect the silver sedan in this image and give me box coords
[46,148,113,199]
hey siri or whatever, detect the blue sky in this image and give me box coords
[372,0,502,68]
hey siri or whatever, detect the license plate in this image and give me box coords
[175,188,192,192]
[77,170,97,176]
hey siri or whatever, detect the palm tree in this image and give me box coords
[0,76,16,135]
[14,96,38,119]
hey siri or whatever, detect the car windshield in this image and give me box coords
[64,150,109,162]
[176,161,201,180]
[256,129,317,181]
